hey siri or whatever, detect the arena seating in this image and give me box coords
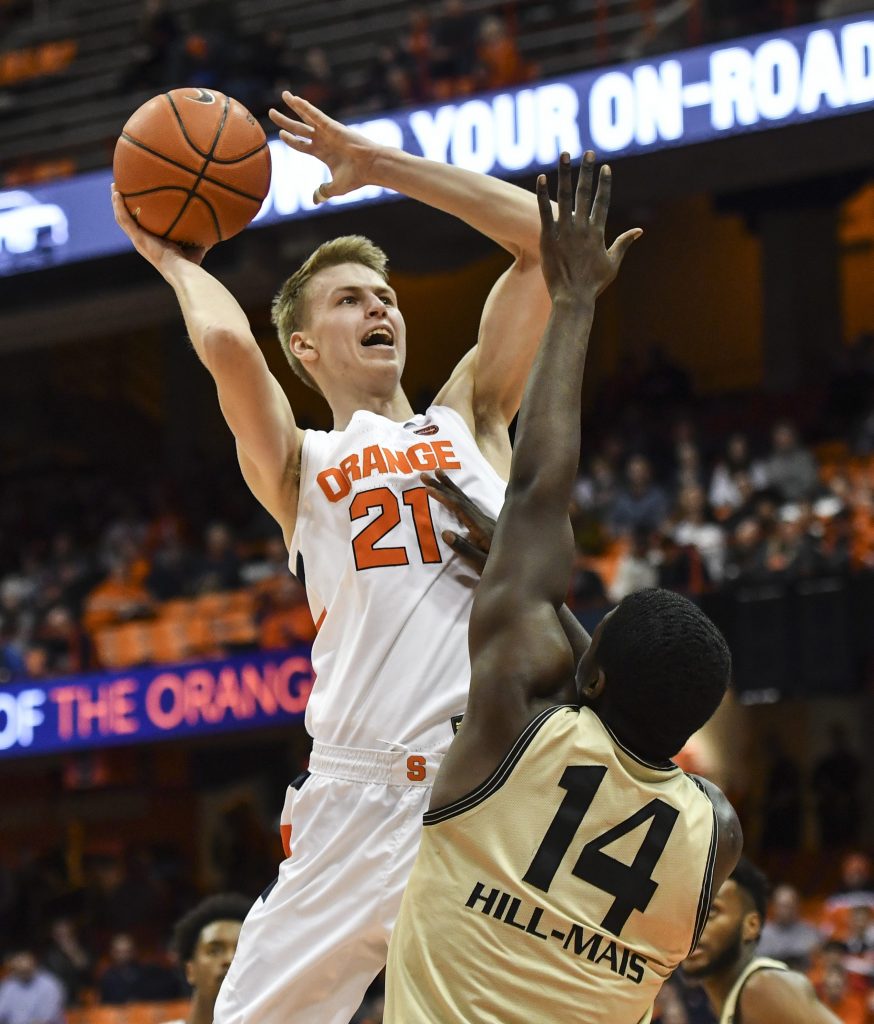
[0,0,702,182]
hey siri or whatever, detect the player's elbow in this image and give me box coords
[201,326,259,376]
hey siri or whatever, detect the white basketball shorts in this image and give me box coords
[213,742,443,1024]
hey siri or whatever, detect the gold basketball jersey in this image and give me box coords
[385,705,719,1024]
[720,957,788,1024]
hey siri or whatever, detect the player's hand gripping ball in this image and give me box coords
[113,88,271,248]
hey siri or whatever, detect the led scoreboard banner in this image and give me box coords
[0,648,314,758]
[0,14,871,275]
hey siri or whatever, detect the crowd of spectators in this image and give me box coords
[2,334,874,685]
[3,835,874,1020]
[120,0,537,121]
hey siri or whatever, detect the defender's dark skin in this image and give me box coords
[422,153,741,891]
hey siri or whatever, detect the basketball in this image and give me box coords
[113,87,271,247]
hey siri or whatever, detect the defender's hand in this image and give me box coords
[421,470,495,575]
[111,187,208,272]
[536,152,641,302]
[268,92,379,206]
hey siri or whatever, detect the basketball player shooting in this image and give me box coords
[111,93,558,1023]
[385,154,743,1023]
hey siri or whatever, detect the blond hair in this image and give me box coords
[271,235,390,394]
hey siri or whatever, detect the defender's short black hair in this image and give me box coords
[729,857,769,922]
[172,893,251,964]
[597,588,731,760]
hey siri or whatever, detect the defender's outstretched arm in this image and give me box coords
[468,154,640,715]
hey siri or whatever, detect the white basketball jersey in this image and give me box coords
[289,405,506,752]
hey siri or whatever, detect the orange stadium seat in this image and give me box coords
[68,1001,189,1024]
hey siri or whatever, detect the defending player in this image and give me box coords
[112,94,554,1023]
[385,154,742,1023]
[683,858,841,1024]
[161,894,250,1024]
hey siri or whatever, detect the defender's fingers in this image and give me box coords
[576,150,596,221]
[535,174,554,230]
[443,531,487,569]
[590,165,612,233]
[607,227,644,266]
[556,152,573,225]
[423,483,478,526]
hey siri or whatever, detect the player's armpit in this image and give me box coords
[740,970,843,1024]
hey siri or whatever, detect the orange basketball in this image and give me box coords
[113,87,271,247]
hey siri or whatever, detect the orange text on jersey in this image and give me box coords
[316,440,461,503]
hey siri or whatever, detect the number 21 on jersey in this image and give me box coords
[351,485,442,570]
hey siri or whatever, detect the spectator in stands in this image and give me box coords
[121,0,181,90]
[759,737,803,853]
[816,962,867,1024]
[765,421,819,503]
[475,13,533,90]
[573,453,619,523]
[709,433,768,513]
[672,440,706,496]
[360,44,422,113]
[258,576,316,649]
[609,454,670,536]
[0,947,65,1024]
[147,535,195,601]
[812,725,862,848]
[608,527,658,602]
[656,533,706,595]
[757,885,823,971]
[723,517,769,585]
[82,553,154,637]
[672,485,726,583]
[43,917,94,1007]
[296,46,344,113]
[764,510,822,579]
[191,523,241,595]
[98,932,181,1005]
[168,893,251,1024]
[31,604,86,676]
[429,0,479,96]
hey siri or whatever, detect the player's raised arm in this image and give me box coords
[111,189,301,538]
[268,94,553,445]
[467,153,640,731]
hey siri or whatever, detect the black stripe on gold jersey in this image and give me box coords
[424,705,574,825]
[601,721,678,773]
[689,775,719,953]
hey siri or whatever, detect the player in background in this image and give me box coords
[112,92,556,1023]
[385,154,742,1023]
[160,894,250,1024]
[683,858,842,1024]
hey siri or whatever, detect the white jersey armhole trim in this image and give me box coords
[429,404,508,489]
[288,428,314,564]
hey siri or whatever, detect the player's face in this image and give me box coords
[683,880,749,978]
[185,919,243,1000]
[295,263,406,393]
